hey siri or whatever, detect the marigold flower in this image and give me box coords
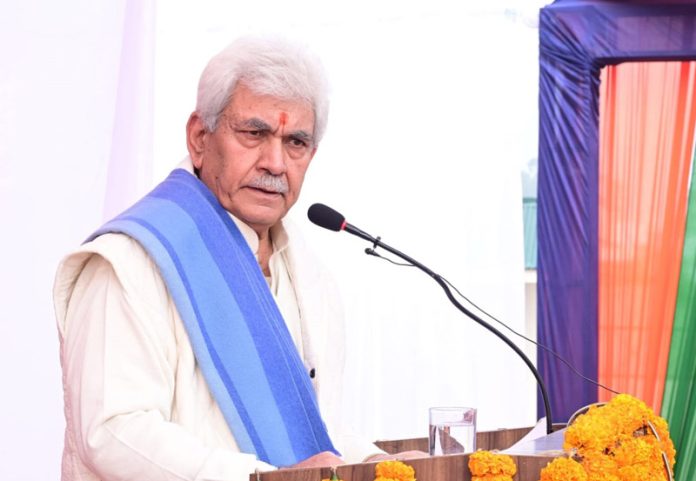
[560,394,676,481]
[472,474,517,481]
[468,450,516,478]
[374,460,415,481]
[539,457,587,481]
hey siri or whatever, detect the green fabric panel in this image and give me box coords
[662,149,696,481]
[523,198,537,269]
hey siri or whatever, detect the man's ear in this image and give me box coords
[186,113,208,169]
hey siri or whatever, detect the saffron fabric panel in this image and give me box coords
[597,61,696,412]
[662,145,696,481]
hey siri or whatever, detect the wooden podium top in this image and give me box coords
[251,427,558,481]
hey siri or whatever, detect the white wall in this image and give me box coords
[0,2,154,479]
[0,1,544,478]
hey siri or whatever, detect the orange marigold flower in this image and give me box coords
[472,474,517,481]
[617,463,666,481]
[374,460,415,481]
[614,436,662,468]
[564,394,655,456]
[651,415,677,469]
[562,394,676,481]
[539,457,587,481]
[585,472,621,481]
[468,450,516,477]
[581,451,618,477]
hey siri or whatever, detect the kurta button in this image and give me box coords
[309,368,316,379]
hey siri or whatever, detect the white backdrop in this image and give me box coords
[0,1,544,479]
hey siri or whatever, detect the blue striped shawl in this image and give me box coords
[88,168,337,466]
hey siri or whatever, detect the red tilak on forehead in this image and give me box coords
[279,112,288,126]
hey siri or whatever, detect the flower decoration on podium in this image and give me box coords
[540,394,676,481]
[468,450,517,481]
[374,460,416,481]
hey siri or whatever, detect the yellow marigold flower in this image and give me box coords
[565,394,656,456]
[617,463,666,481]
[472,474,516,481]
[585,472,621,481]
[539,457,587,481]
[374,460,415,481]
[614,436,662,468]
[562,394,676,481]
[468,450,516,477]
[651,415,677,468]
[581,451,618,477]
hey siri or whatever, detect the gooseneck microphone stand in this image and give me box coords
[340,222,554,435]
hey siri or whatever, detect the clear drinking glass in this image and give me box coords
[428,407,477,455]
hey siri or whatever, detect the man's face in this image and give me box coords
[187,83,317,235]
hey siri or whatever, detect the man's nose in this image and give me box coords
[258,138,286,175]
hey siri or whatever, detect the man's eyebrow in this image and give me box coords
[232,116,314,143]
[287,130,314,144]
[236,118,271,131]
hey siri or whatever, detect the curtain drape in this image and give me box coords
[0,0,156,477]
[597,61,696,412]
[662,146,696,481]
[103,0,155,220]
[538,0,696,424]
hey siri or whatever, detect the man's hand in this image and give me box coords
[364,451,429,462]
[287,451,346,469]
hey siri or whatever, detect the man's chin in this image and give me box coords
[234,208,286,234]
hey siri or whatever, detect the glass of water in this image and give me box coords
[429,407,477,456]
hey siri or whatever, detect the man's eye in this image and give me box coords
[289,138,306,147]
[244,130,263,137]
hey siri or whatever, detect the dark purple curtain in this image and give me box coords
[537,0,696,423]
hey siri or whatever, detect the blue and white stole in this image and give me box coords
[87,168,337,466]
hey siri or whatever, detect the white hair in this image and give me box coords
[196,35,330,144]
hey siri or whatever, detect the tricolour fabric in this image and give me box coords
[597,61,696,411]
[538,0,696,423]
[87,168,337,467]
[539,3,696,477]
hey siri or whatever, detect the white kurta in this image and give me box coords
[53,172,381,481]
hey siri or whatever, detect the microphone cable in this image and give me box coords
[364,247,620,396]
[312,203,552,432]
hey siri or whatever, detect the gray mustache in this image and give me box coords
[249,175,288,194]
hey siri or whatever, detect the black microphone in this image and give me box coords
[307,203,375,244]
[307,203,344,231]
[307,202,554,434]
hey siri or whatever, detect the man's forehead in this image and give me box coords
[230,84,311,111]
[228,111,313,131]
[225,101,315,131]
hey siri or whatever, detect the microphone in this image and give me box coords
[307,203,376,244]
[307,203,344,231]
[307,203,554,434]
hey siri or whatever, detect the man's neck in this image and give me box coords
[256,228,274,277]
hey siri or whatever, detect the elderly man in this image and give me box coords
[54,36,386,481]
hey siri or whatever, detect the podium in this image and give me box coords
[251,427,558,481]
